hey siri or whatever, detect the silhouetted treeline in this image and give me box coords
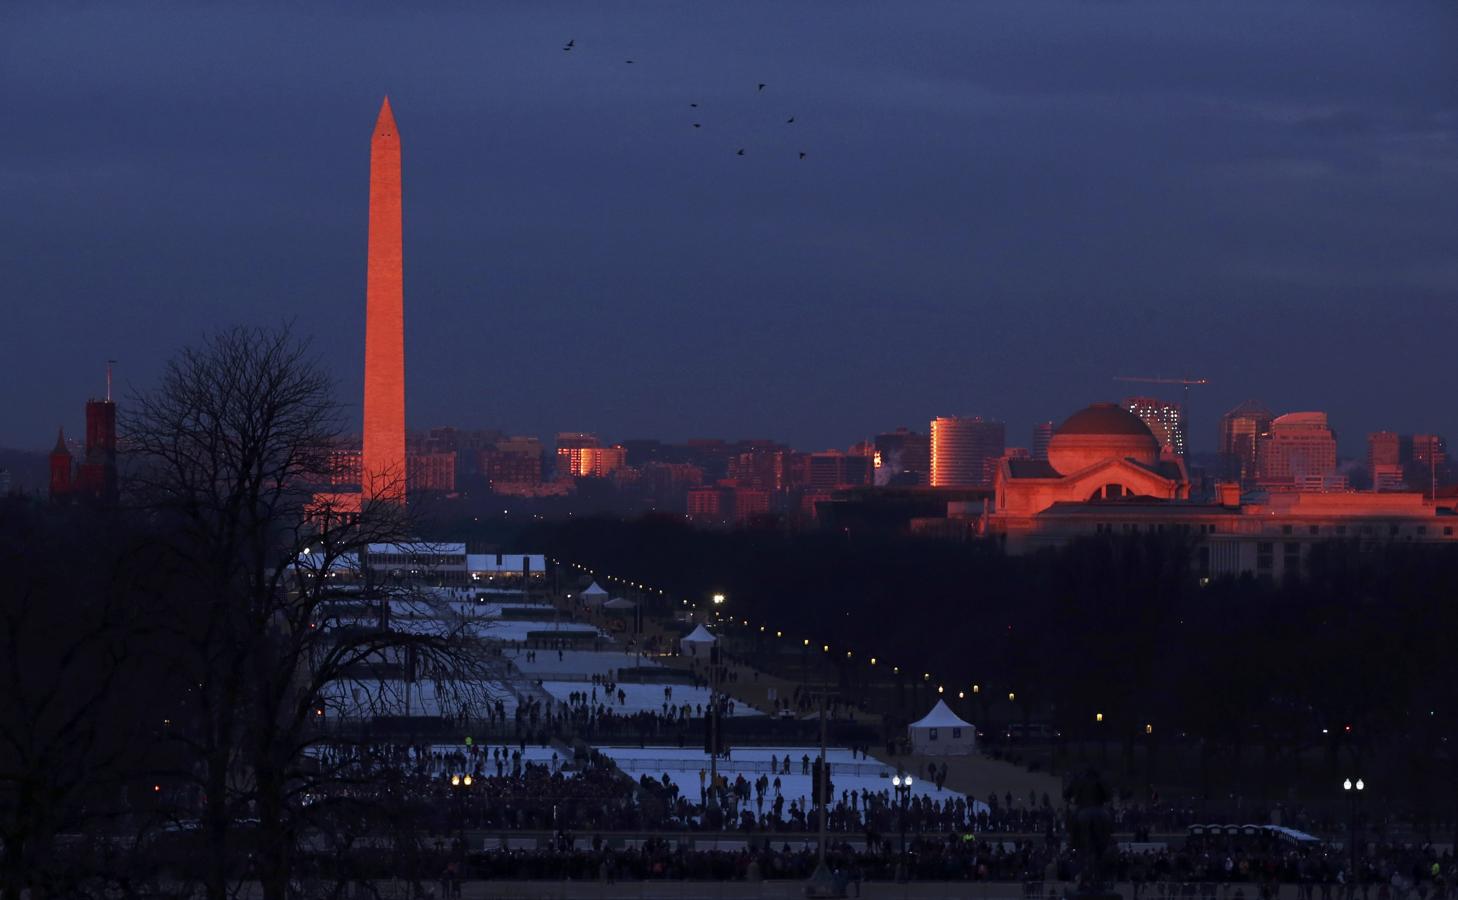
[518,514,1458,832]
[0,327,494,900]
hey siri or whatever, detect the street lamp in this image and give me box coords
[450,772,473,848]
[1343,777,1365,894]
[892,774,914,882]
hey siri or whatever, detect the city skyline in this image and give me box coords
[5,2,1457,455]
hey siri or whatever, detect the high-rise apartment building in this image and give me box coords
[1257,412,1337,488]
[873,427,930,486]
[929,416,1004,488]
[1368,431,1405,492]
[325,444,363,487]
[407,451,456,493]
[1219,400,1273,487]
[686,486,730,524]
[732,488,772,523]
[803,451,873,491]
[1031,422,1054,461]
[1124,396,1184,456]
[727,446,790,491]
[1410,434,1447,496]
[480,437,543,489]
[555,434,626,479]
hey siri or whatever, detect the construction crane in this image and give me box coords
[1112,375,1209,455]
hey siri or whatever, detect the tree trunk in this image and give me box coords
[256,764,290,900]
[1,827,27,900]
[205,751,230,900]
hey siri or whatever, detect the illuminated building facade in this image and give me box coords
[983,403,1458,579]
[992,403,1190,530]
[1368,431,1405,492]
[1257,412,1338,489]
[929,416,1004,488]
[1411,434,1447,497]
[556,437,627,479]
[686,486,729,524]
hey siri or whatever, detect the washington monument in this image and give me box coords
[362,97,406,504]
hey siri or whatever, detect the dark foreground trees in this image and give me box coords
[2,325,499,899]
[123,325,500,900]
[0,501,184,900]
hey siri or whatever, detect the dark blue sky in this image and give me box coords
[3,1,1455,454]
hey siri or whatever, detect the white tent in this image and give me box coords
[603,597,637,610]
[680,624,717,658]
[579,581,609,606]
[908,700,976,756]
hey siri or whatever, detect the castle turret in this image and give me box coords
[49,427,73,499]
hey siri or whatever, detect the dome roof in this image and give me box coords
[1055,403,1155,438]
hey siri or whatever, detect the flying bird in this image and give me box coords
[563,39,575,50]
[786,116,795,124]
[757,83,766,92]
[736,148,745,156]
[798,152,807,159]
[625,59,635,64]
[690,102,698,108]
[692,123,701,128]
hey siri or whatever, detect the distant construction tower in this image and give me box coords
[1113,376,1207,456]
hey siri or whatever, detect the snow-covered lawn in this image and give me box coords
[468,619,607,642]
[318,678,521,719]
[594,746,980,813]
[538,681,762,717]
[506,649,660,678]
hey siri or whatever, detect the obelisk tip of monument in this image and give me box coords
[374,96,397,135]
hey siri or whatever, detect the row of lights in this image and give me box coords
[555,561,1164,735]
[450,774,473,787]
[551,561,1396,738]
[555,559,669,596]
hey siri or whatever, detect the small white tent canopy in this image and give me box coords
[908,700,976,756]
[580,581,609,606]
[680,624,717,658]
[603,597,637,610]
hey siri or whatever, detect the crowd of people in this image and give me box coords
[305,833,1458,894]
[304,740,1300,856]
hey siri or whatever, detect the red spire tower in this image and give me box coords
[362,97,406,504]
[49,427,73,499]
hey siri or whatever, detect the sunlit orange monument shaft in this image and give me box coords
[363,97,406,504]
